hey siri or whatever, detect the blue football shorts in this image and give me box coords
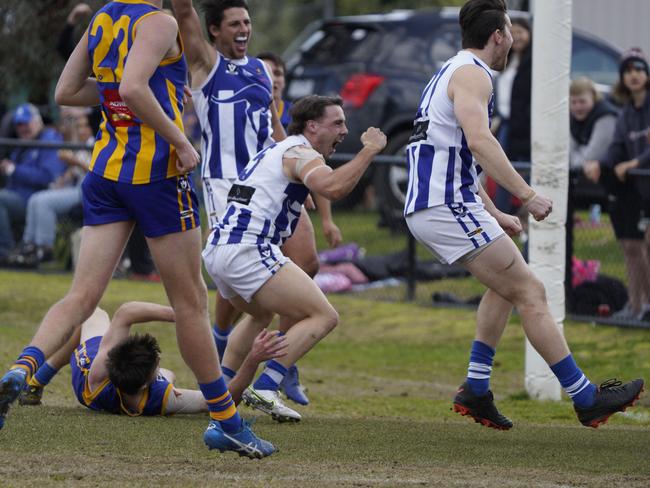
[81,171,200,237]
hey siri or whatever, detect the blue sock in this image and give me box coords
[213,324,232,361]
[221,366,236,384]
[253,360,287,391]
[12,346,45,381]
[199,376,242,434]
[32,362,58,387]
[550,354,596,408]
[466,340,495,396]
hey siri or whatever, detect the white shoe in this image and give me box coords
[242,387,301,423]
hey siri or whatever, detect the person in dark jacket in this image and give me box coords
[0,104,65,262]
[493,17,531,213]
[583,47,650,320]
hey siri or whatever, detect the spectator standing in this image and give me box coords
[0,104,65,264]
[584,48,650,320]
[493,17,531,213]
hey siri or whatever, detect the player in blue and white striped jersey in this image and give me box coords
[202,95,386,422]
[407,0,643,430]
[171,1,342,406]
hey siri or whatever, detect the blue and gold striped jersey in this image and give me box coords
[70,336,173,416]
[87,0,187,184]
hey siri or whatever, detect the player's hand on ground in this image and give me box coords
[249,329,288,363]
[361,127,387,153]
[322,219,342,248]
[175,141,200,173]
[583,160,601,183]
[525,193,553,221]
[495,212,522,236]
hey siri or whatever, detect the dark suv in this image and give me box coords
[283,8,622,222]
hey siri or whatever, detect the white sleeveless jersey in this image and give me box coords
[404,51,494,215]
[208,135,311,247]
[192,53,274,180]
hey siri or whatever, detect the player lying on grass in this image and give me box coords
[19,301,286,416]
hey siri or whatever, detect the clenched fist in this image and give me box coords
[525,193,553,221]
[360,127,387,153]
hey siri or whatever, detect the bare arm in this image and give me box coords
[312,193,342,248]
[120,13,199,173]
[170,0,216,87]
[227,330,288,405]
[270,100,287,142]
[54,29,100,107]
[87,302,175,386]
[478,182,522,236]
[450,66,551,221]
[290,128,386,201]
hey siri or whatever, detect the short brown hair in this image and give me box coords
[570,77,602,102]
[287,95,343,135]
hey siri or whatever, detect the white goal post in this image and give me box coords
[525,0,573,400]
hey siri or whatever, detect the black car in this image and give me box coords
[283,8,621,223]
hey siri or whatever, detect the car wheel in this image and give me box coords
[374,131,410,231]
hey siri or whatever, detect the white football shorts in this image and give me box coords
[202,242,288,302]
[406,202,505,265]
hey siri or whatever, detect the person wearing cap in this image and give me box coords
[0,103,65,264]
[583,47,650,321]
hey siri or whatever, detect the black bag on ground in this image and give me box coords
[571,274,628,315]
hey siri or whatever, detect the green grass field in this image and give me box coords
[0,269,649,487]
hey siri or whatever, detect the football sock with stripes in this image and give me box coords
[253,360,287,392]
[199,376,242,434]
[212,324,233,361]
[550,354,596,408]
[466,340,495,396]
[30,362,58,387]
[11,346,45,382]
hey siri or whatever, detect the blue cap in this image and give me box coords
[13,103,40,125]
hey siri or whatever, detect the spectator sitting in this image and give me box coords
[0,103,65,265]
[9,108,93,268]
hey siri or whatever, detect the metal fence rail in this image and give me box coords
[2,137,649,328]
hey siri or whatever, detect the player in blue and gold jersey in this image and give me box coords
[17,302,287,418]
[0,0,275,458]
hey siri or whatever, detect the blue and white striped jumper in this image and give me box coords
[404,50,495,216]
[207,135,312,248]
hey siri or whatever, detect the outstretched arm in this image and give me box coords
[170,0,217,88]
[164,329,288,414]
[227,329,288,405]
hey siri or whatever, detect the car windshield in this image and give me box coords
[298,23,382,64]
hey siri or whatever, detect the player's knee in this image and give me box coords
[319,304,339,334]
[66,289,102,318]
